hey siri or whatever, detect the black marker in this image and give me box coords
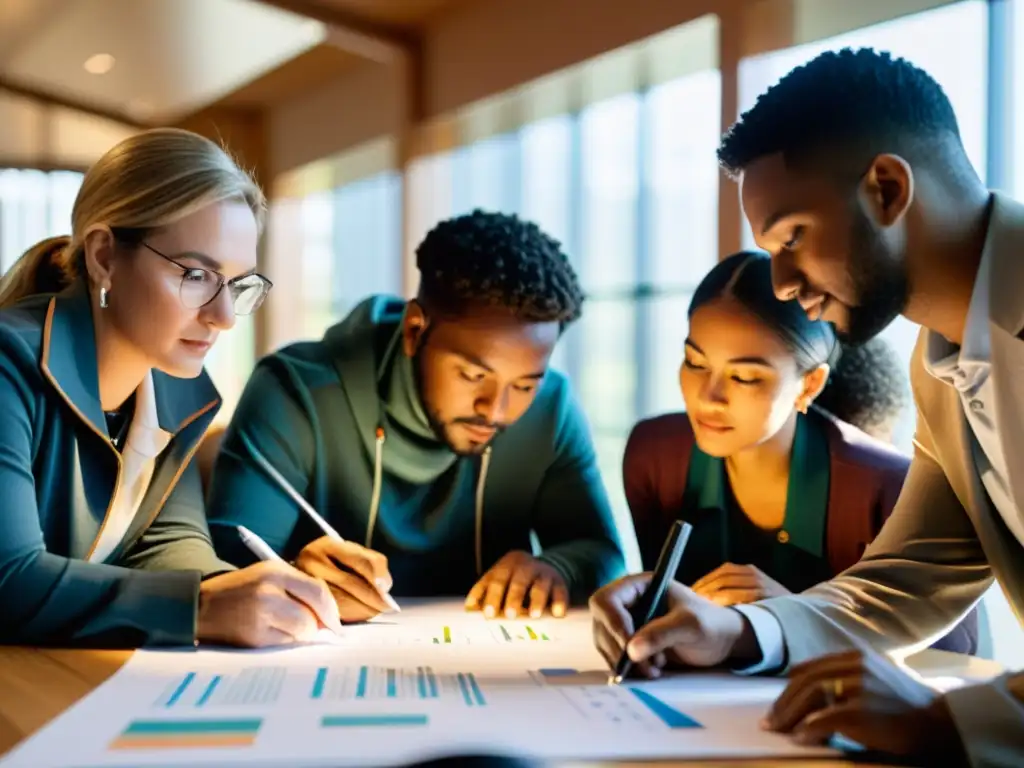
[610,520,693,684]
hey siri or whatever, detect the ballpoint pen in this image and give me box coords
[610,520,692,684]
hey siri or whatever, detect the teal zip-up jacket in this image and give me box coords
[0,281,232,647]
[207,296,627,602]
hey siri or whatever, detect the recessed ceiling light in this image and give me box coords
[84,53,115,75]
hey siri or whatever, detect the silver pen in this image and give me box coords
[240,432,401,613]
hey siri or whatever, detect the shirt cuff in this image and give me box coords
[731,604,786,675]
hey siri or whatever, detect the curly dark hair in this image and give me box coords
[415,209,584,327]
[815,337,910,440]
[717,47,974,184]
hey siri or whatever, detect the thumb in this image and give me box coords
[627,608,702,662]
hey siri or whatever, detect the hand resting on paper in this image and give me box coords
[691,562,791,606]
[197,561,343,647]
[762,648,967,763]
[465,550,569,619]
[295,535,396,623]
[589,572,761,679]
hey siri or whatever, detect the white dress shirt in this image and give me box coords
[734,240,1024,672]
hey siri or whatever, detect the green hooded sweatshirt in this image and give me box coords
[206,295,626,602]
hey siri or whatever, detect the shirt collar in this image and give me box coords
[923,208,995,395]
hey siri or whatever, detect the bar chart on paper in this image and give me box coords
[309,665,487,707]
[429,622,552,644]
[156,668,286,708]
[0,601,841,768]
[109,718,263,751]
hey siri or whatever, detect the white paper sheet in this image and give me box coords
[1,599,835,767]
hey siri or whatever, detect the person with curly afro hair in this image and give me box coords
[208,209,626,626]
[593,47,1022,766]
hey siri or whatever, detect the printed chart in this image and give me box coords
[0,600,834,767]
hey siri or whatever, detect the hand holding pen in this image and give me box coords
[198,527,344,647]
[591,520,764,681]
[240,432,401,624]
[295,536,399,623]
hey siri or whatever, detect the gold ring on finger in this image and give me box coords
[820,677,843,706]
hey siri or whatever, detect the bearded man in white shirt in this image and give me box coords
[590,48,1024,767]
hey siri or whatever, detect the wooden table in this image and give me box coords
[0,646,1002,767]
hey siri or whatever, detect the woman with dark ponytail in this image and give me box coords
[623,251,977,654]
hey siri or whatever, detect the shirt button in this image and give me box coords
[970,399,984,411]
[777,530,790,544]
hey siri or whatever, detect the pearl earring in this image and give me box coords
[99,287,109,309]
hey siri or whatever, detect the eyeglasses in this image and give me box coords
[140,242,273,315]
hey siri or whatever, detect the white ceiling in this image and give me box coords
[0,0,328,124]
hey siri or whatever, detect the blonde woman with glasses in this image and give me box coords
[0,128,343,648]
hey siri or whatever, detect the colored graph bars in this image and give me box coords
[429,624,551,643]
[109,718,262,750]
[321,714,428,728]
[157,669,285,708]
[628,688,702,729]
[310,666,486,706]
[557,684,702,730]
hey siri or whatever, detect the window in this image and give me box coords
[737,0,989,453]
[451,134,521,216]
[646,71,721,290]
[1011,0,1024,201]
[521,115,578,377]
[333,171,402,318]
[0,169,83,272]
[579,93,641,294]
[521,116,576,261]
[643,69,721,418]
[299,191,336,340]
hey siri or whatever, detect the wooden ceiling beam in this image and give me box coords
[249,0,415,62]
[0,76,149,129]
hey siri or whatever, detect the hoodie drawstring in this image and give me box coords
[365,427,386,549]
[474,446,492,576]
[365,427,492,577]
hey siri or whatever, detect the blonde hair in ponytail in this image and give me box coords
[0,127,265,310]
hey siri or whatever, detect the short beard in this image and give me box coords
[839,211,909,345]
[413,340,501,456]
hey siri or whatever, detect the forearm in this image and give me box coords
[122,534,235,579]
[1,550,201,647]
[756,567,992,668]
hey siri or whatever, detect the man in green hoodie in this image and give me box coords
[206,210,627,623]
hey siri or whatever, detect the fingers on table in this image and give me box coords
[767,652,866,733]
[468,562,566,618]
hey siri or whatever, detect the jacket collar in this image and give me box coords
[982,192,1024,338]
[685,413,829,559]
[40,280,221,440]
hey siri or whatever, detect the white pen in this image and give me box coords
[237,524,286,563]
[240,432,402,613]
[237,525,343,639]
